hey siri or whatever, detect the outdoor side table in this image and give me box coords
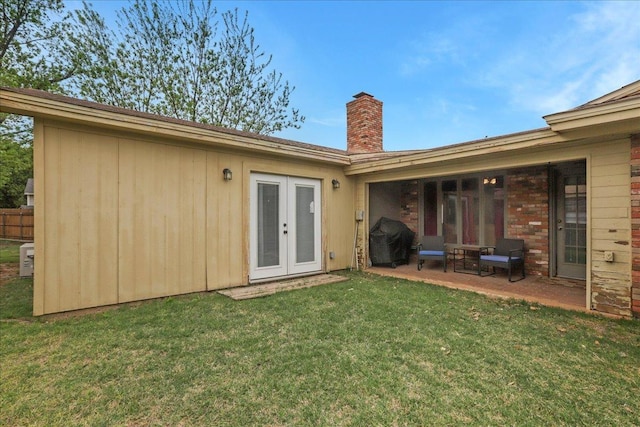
[452,245,493,275]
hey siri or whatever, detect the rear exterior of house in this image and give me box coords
[1,81,639,317]
[346,84,640,318]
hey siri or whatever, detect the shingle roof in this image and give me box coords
[24,178,34,195]
[573,80,640,111]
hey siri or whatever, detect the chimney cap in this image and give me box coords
[353,92,374,99]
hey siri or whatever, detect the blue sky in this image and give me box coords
[68,1,640,151]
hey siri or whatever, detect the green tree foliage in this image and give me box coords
[70,0,304,134]
[1,0,82,207]
[0,0,80,94]
[0,138,32,207]
[1,0,304,206]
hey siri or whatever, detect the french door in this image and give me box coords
[555,164,587,279]
[250,173,322,281]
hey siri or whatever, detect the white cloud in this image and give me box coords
[308,109,344,128]
[490,1,640,114]
[398,32,467,77]
[309,116,343,128]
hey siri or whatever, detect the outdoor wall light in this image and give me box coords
[223,168,232,181]
[332,179,340,189]
[483,177,497,185]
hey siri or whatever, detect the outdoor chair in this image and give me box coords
[479,238,525,282]
[416,235,447,272]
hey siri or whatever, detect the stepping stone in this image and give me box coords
[218,274,349,300]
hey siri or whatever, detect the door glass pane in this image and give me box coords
[461,178,479,245]
[296,186,314,263]
[257,183,279,267]
[442,180,457,244]
[563,176,586,265]
[483,176,504,246]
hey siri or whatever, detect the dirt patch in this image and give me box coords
[41,304,122,321]
[0,263,20,285]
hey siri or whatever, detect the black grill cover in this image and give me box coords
[369,217,415,267]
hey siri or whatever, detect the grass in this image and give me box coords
[1,251,639,425]
[0,239,23,263]
[1,240,33,319]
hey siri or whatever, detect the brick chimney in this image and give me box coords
[347,92,383,153]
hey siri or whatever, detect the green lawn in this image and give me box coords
[1,268,638,426]
[0,239,23,264]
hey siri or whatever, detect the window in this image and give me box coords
[461,178,479,245]
[442,180,457,244]
[483,176,504,246]
[423,175,504,246]
[563,175,587,264]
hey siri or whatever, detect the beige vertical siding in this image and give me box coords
[205,152,245,290]
[589,139,632,314]
[38,126,119,314]
[32,121,45,315]
[118,139,207,303]
[325,168,356,272]
[34,121,354,315]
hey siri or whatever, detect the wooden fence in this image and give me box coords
[0,209,34,241]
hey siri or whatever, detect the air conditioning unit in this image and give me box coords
[20,243,34,277]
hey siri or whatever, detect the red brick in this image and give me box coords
[506,166,549,277]
[347,93,383,153]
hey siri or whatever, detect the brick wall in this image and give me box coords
[506,166,549,277]
[631,134,640,318]
[399,180,419,240]
[347,92,383,154]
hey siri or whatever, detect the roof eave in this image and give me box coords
[0,88,351,166]
[344,128,560,175]
[543,96,640,134]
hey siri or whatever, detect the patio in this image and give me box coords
[367,255,588,313]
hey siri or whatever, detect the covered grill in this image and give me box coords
[369,217,415,268]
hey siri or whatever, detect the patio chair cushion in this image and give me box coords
[480,255,520,263]
[419,250,445,256]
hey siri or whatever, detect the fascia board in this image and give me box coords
[344,128,560,175]
[543,97,640,133]
[0,89,351,166]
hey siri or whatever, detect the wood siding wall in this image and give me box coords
[34,121,354,315]
[631,134,640,318]
[589,139,632,316]
[36,127,119,313]
[118,140,207,303]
